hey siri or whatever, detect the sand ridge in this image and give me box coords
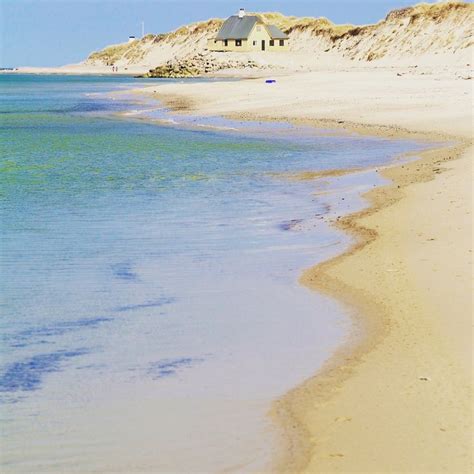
[81,2,474,73]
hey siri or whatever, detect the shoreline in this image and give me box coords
[272,137,471,472]
[134,71,472,472]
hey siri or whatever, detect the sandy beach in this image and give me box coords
[135,65,473,472]
[3,1,472,471]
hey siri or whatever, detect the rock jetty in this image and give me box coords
[139,53,261,78]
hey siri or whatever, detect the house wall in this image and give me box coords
[246,23,271,51]
[267,37,289,51]
[207,22,289,52]
[207,38,252,52]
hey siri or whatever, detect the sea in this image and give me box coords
[0,74,425,472]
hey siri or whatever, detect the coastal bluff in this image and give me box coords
[81,2,473,77]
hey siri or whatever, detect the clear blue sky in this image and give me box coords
[0,0,451,67]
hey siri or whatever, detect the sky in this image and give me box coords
[0,0,458,67]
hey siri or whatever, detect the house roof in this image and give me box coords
[266,24,289,40]
[216,15,261,40]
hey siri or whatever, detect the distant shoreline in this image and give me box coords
[0,68,140,76]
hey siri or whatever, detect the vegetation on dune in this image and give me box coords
[386,1,472,22]
[327,1,473,43]
[165,19,222,41]
[86,19,222,64]
[87,31,162,64]
[245,12,355,38]
[88,39,154,64]
[88,43,131,64]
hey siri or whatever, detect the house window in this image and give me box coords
[235,39,242,47]
[224,39,228,46]
[253,41,256,46]
[279,39,285,46]
[270,40,275,46]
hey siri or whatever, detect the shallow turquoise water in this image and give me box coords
[0,74,425,472]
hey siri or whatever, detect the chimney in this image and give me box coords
[238,8,245,18]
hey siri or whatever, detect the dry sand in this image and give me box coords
[137,64,473,472]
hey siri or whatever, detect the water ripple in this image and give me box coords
[147,357,202,379]
[114,297,176,313]
[3,317,113,349]
[0,348,89,399]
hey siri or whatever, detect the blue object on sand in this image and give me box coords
[265,79,277,84]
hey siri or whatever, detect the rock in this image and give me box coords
[142,54,260,78]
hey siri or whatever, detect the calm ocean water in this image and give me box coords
[0,74,424,472]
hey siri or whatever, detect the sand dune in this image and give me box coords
[288,2,473,65]
[79,1,473,75]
